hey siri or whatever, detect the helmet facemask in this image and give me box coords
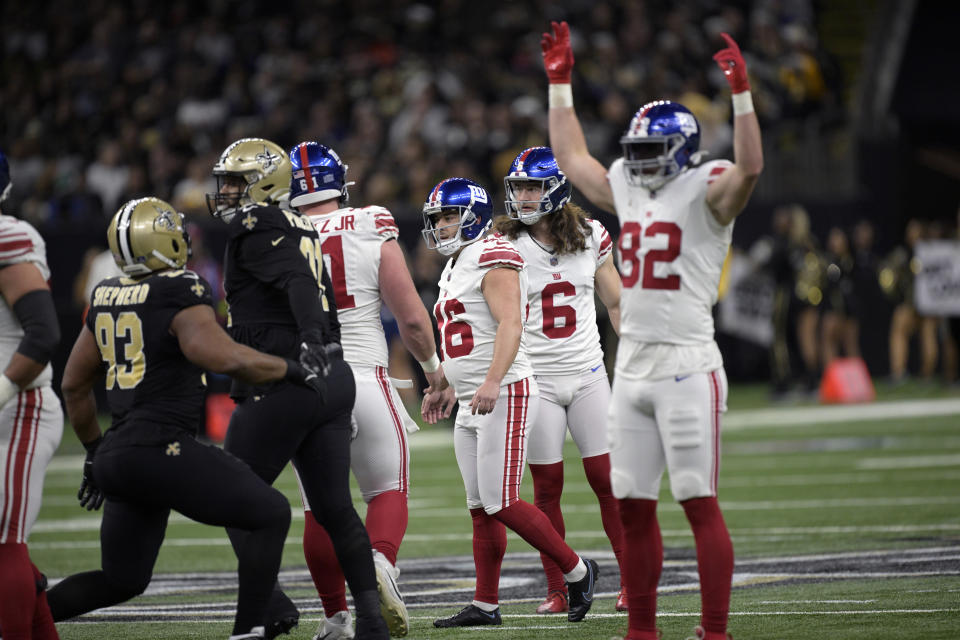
[206,174,252,222]
[422,206,483,256]
[621,133,689,191]
[207,138,291,222]
[421,177,493,255]
[504,176,564,225]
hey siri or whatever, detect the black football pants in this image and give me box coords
[47,427,291,635]
[223,358,378,616]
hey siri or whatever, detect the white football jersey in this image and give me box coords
[513,219,613,375]
[608,159,733,379]
[0,215,53,388]
[434,234,533,400]
[310,206,399,368]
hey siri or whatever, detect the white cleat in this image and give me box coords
[373,550,409,637]
[313,610,355,640]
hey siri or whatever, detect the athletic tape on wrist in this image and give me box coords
[419,353,441,374]
[549,83,573,109]
[732,90,754,116]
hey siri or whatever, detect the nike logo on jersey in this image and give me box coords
[591,365,602,373]
[271,236,284,246]
[675,374,691,382]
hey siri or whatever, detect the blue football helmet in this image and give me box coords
[620,100,701,191]
[289,141,350,208]
[422,177,493,256]
[504,146,571,225]
[0,149,11,203]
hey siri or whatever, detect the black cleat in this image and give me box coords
[433,604,502,628]
[264,588,299,639]
[264,614,298,640]
[565,557,599,622]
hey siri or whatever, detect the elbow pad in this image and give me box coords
[12,289,61,364]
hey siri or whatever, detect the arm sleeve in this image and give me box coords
[13,289,61,364]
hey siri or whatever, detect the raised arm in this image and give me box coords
[379,239,447,391]
[542,21,616,214]
[706,33,764,225]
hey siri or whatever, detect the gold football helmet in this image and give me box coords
[108,197,191,276]
[207,138,291,220]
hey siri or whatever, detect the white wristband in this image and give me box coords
[731,90,754,116]
[549,83,573,109]
[418,353,441,374]
[0,375,18,410]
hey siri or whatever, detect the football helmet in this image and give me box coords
[108,197,191,276]
[207,138,291,221]
[0,149,11,203]
[504,146,571,225]
[421,177,493,256]
[288,141,352,209]
[620,100,701,191]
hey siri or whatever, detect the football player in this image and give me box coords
[207,138,388,640]
[420,178,599,627]
[492,146,626,614]
[46,197,324,640]
[541,22,763,640]
[287,142,447,639]
[0,149,61,640]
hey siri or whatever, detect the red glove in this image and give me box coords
[541,20,574,84]
[713,32,750,93]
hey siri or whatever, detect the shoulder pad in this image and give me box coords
[477,235,524,270]
[0,216,47,270]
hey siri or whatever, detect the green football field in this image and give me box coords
[28,382,960,640]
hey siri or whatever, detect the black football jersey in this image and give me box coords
[222,204,340,359]
[86,269,214,432]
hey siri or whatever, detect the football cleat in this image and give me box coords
[620,100,701,191]
[263,590,299,640]
[108,197,191,276]
[228,626,265,640]
[565,557,599,622]
[686,625,733,640]
[421,177,493,256]
[313,610,354,640]
[372,550,408,637]
[535,589,568,614]
[433,604,502,628]
[616,587,628,612]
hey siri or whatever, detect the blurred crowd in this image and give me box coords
[4,0,857,393]
[4,0,840,236]
[748,206,960,399]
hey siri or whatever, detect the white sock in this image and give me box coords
[472,600,499,612]
[563,558,587,583]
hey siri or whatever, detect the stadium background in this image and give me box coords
[3,0,959,392]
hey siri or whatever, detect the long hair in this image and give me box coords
[493,201,592,255]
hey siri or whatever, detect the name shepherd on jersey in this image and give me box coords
[87,270,213,437]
